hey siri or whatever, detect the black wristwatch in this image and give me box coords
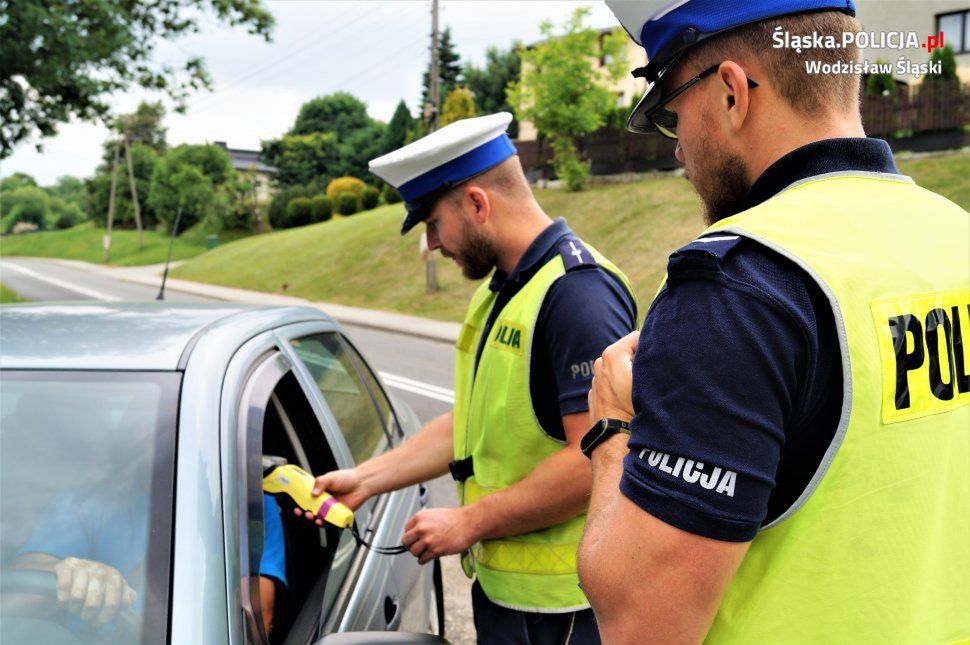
[581,419,630,459]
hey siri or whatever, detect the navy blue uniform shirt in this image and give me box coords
[621,138,899,541]
[476,218,638,440]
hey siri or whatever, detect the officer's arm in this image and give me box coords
[579,434,751,643]
[464,411,591,541]
[311,410,454,510]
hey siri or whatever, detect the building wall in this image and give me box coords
[517,31,647,141]
[851,1,970,83]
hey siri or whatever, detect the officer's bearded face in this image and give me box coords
[682,102,751,225]
[448,213,497,280]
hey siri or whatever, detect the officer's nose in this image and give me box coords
[675,141,684,165]
[426,226,441,251]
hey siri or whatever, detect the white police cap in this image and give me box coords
[369,112,516,235]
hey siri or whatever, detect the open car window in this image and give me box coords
[237,357,364,645]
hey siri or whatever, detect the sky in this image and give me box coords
[2,1,627,186]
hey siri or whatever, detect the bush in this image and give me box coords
[267,185,314,229]
[55,211,79,229]
[361,186,380,210]
[310,194,332,222]
[381,184,402,204]
[551,136,589,192]
[326,176,367,202]
[286,197,313,227]
[337,192,359,216]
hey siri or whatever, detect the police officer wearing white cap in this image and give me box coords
[580,1,969,643]
[305,113,638,643]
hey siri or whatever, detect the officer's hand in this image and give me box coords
[402,507,477,565]
[295,468,370,525]
[589,330,640,424]
[54,557,137,626]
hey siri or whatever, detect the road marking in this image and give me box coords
[1,262,122,302]
[380,371,454,404]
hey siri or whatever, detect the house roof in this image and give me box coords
[213,141,278,174]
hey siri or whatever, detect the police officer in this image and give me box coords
[303,113,637,643]
[579,1,969,642]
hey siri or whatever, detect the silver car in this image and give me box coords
[0,303,446,645]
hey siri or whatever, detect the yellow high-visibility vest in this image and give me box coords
[697,172,970,644]
[453,240,634,611]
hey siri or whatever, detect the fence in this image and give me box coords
[862,81,970,138]
[514,81,970,178]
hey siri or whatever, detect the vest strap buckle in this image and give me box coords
[449,457,474,482]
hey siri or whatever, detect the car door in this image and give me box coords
[223,328,398,645]
[276,325,432,635]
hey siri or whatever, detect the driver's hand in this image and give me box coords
[294,467,369,525]
[54,557,137,626]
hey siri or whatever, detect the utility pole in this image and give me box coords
[123,135,144,248]
[104,140,121,263]
[424,0,441,293]
[428,0,440,133]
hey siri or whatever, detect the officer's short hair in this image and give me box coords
[678,11,861,117]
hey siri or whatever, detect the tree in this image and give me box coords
[262,92,386,187]
[440,86,477,127]
[86,143,159,227]
[148,161,216,233]
[508,9,627,190]
[261,132,341,188]
[381,100,414,153]
[112,101,167,152]
[865,63,898,96]
[421,27,462,118]
[925,45,959,83]
[1,185,49,232]
[292,92,372,138]
[0,1,273,158]
[1,172,38,192]
[463,45,521,137]
[144,143,232,232]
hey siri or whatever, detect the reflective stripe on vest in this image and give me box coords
[452,240,635,612]
[693,172,970,644]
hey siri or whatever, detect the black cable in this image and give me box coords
[350,521,408,555]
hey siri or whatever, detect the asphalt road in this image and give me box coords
[0,257,476,644]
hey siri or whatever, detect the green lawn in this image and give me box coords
[0,222,252,266]
[0,283,27,303]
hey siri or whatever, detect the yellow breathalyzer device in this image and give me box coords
[262,464,355,529]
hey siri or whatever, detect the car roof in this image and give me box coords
[0,302,335,371]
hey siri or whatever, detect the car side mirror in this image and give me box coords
[313,633,448,645]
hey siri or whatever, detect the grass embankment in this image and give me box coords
[0,283,27,303]
[170,172,705,322]
[0,222,251,266]
[175,152,969,322]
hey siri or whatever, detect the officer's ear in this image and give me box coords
[464,185,491,225]
[715,60,753,133]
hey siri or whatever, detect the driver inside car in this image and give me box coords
[8,487,287,637]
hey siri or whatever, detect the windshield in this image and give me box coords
[0,371,179,645]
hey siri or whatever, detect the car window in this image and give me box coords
[0,371,179,645]
[290,334,391,464]
[240,365,362,644]
[339,337,402,442]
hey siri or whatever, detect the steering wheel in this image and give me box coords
[0,568,141,644]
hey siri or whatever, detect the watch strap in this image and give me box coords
[581,419,631,459]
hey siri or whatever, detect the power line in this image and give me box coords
[190,3,398,113]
